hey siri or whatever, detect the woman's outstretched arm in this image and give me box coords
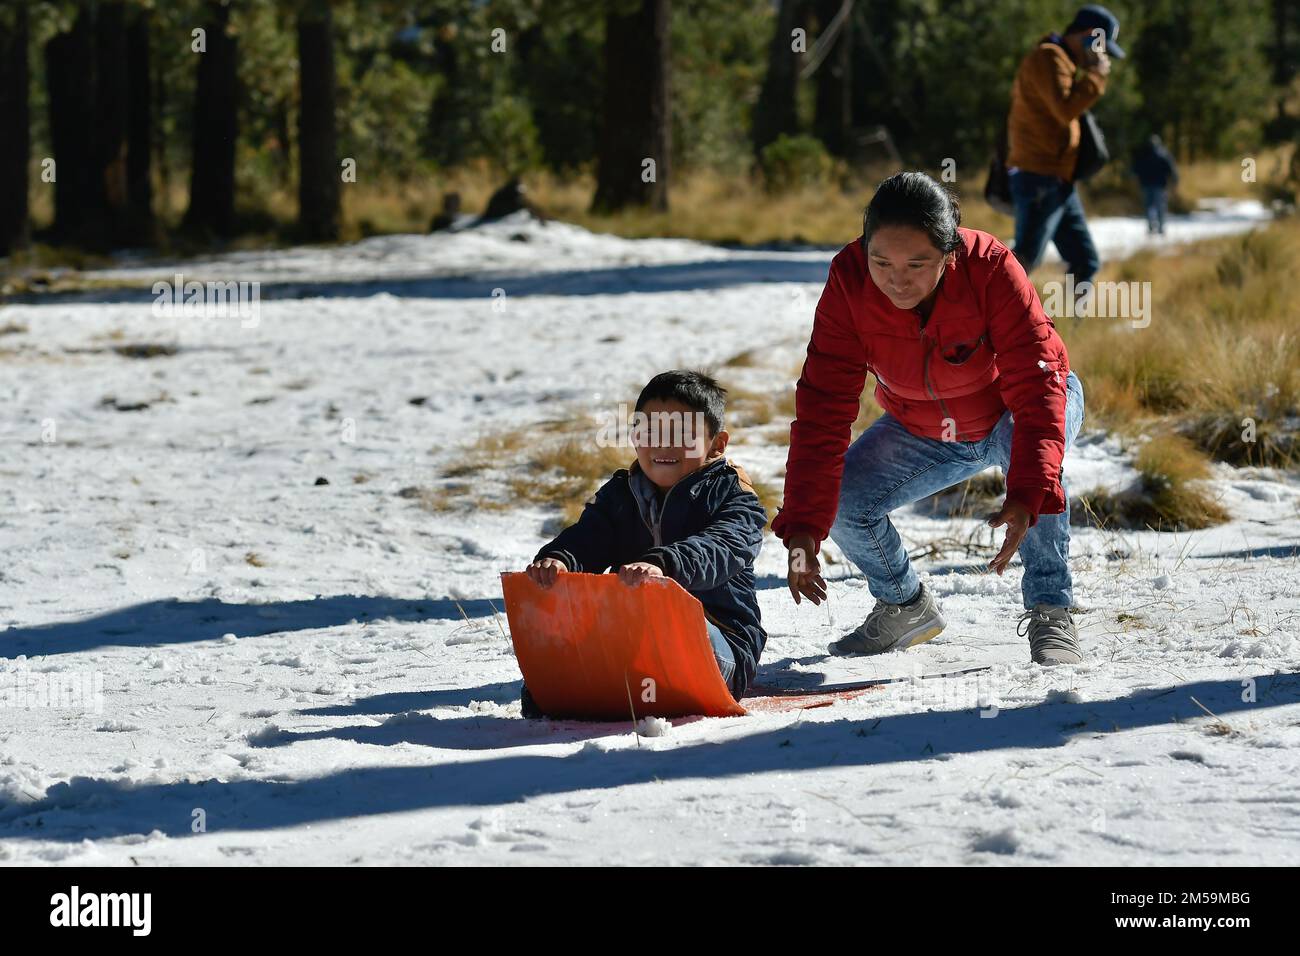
[771,252,870,552]
[983,247,1071,528]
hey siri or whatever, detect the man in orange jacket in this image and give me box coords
[1006,5,1124,288]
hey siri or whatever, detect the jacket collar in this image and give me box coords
[627,454,732,546]
[1045,32,1078,65]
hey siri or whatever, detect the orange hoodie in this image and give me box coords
[1006,35,1106,181]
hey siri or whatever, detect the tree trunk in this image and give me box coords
[94,1,131,241]
[591,0,671,213]
[0,1,30,255]
[45,6,100,241]
[753,0,805,156]
[812,0,851,157]
[297,0,340,241]
[1274,0,1297,133]
[426,25,463,166]
[1272,0,1293,89]
[153,21,169,220]
[182,0,238,238]
[126,6,155,242]
[275,97,293,186]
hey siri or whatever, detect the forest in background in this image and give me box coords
[0,0,1297,259]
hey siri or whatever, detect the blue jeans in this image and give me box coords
[828,371,1085,610]
[706,620,738,695]
[1140,185,1168,234]
[1010,170,1100,284]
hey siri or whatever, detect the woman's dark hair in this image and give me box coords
[862,172,962,254]
[635,369,726,437]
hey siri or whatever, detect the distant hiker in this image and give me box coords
[477,178,545,225]
[524,370,768,712]
[428,192,462,232]
[1006,4,1125,288]
[776,172,1087,665]
[1131,134,1178,235]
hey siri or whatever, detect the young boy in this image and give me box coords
[523,370,768,716]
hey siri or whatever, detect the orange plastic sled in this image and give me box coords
[501,571,747,720]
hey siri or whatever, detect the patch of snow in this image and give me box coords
[1,203,1297,865]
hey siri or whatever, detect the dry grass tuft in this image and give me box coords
[1073,434,1229,531]
[1059,216,1300,472]
[747,476,782,522]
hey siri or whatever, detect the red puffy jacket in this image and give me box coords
[772,227,1071,548]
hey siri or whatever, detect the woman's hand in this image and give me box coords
[526,557,567,588]
[986,500,1033,575]
[618,562,664,586]
[786,533,828,606]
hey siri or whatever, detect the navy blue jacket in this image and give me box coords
[534,456,768,697]
[1132,142,1178,188]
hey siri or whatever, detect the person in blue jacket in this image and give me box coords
[1131,133,1179,235]
[524,370,768,715]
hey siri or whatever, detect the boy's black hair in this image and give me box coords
[634,369,727,437]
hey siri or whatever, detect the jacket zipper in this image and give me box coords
[634,465,709,548]
[632,480,666,547]
[638,488,668,547]
[921,331,959,441]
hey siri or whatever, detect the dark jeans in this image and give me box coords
[1140,185,1168,234]
[1010,170,1100,284]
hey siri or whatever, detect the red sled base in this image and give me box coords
[502,571,746,719]
[501,572,976,720]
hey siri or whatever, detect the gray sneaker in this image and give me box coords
[828,582,946,656]
[1018,604,1082,665]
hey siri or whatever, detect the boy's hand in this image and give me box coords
[617,562,664,586]
[786,533,828,606]
[527,557,567,588]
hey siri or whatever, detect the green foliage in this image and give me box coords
[512,6,602,171]
[1132,0,1271,159]
[759,133,834,192]
[882,0,1063,170]
[480,93,542,175]
[670,0,771,173]
[339,54,433,181]
[235,0,299,197]
[17,0,1289,240]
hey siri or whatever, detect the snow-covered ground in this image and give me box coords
[2,201,1297,866]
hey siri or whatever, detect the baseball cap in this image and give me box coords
[1068,4,1126,59]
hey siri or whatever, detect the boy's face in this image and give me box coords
[633,397,728,491]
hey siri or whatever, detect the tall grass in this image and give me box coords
[1077,143,1293,217]
[1060,218,1300,470]
[1074,434,1230,531]
[425,420,634,526]
[11,149,1288,273]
